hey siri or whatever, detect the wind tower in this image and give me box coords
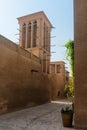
[17,11,53,73]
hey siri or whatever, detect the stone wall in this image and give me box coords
[0,35,51,112]
[74,0,87,129]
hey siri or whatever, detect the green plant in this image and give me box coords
[64,84,74,98]
[65,40,74,77]
[61,106,73,127]
[64,40,74,98]
[61,106,73,114]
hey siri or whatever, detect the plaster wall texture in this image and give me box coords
[0,35,51,111]
[0,34,65,114]
[17,11,52,74]
[49,74,65,100]
[74,0,87,129]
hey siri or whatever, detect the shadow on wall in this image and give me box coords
[0,73,51,112]
[0,35,51,113]
[0,35,65,114]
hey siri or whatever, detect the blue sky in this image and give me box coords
[0,0,73,73]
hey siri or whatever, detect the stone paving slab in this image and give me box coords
[0,100,74,130]
[61,128,74,130]
[61,128,82,130]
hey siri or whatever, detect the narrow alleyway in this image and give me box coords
[0,99,76,130]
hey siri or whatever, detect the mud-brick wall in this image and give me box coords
[74,0,87,129]
[0,35,51,111]
[48,74,65,100]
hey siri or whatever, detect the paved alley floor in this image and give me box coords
[0,99,76,130]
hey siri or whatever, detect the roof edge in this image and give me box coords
[17,11,53,28]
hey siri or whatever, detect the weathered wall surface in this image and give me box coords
[48,74,65,100]
[0,35,51,112]
[74,0,87,129]
[0,35,66,114]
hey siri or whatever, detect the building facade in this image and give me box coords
[49,61,69,98]
[74,0,87,129]
[17,11,52,73]
[50,61,65,74]
[0,34,51,113]
[0,11,69,114]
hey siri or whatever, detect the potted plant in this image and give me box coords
[61,106,73,127]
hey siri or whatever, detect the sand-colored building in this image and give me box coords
[17,11,52,74]
[0,11,68,113]
[49,61,69,98]
[74,0,87,129]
